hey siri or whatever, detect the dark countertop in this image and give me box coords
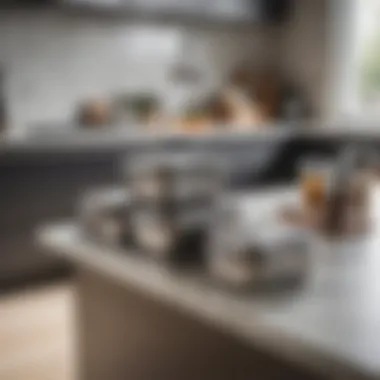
[38,187,380,380]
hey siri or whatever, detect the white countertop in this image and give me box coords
[38,187,380,380]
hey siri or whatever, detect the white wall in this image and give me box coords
[0,9,276,130]
[324,0,363,120]
[279,0,329,118]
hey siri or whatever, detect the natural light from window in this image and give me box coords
[354,0,380,114]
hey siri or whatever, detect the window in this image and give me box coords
[340,0,380,117]
[356,0,380,111]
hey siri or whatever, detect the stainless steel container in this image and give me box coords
[132,206,209,265]
[208,198,309,290]
[79,188,133,247]
[126,152,224,265]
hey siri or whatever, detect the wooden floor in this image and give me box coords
[0,283,74,380]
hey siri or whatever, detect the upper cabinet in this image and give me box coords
[61,0,292,26]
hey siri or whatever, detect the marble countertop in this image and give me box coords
[38,188,380,380]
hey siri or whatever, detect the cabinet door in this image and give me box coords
[0,153,120,287]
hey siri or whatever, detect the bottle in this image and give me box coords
[325,146,359,235]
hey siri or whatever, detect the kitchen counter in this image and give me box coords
[38,187,380,380]
[0,126,294,154]
[3,120,380,155]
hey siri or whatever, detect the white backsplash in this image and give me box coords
[0,9,277,131]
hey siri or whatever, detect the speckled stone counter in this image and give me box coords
[38,188,380,380]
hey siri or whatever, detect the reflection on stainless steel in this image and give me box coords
[132,210,206,265]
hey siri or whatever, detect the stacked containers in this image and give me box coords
[127,153,224,265]
[77,154,310,291]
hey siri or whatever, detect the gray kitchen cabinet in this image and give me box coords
[0,151,122,289]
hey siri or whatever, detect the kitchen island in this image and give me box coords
[38,188,380,380]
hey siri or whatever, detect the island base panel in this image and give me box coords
[75,267,321,380]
